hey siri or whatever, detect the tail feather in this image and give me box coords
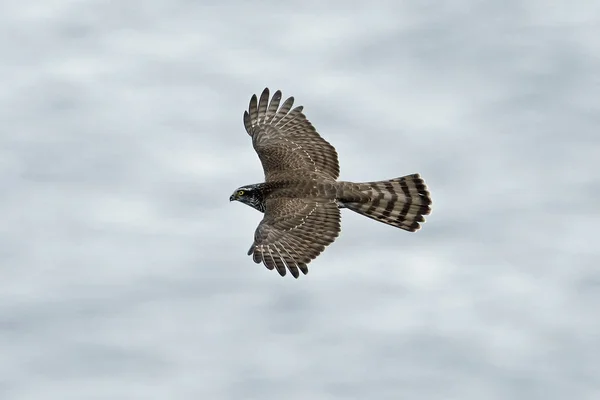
[344,174,432,232]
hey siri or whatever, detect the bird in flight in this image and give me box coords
[230,88,432,278]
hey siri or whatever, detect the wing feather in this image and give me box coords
[243,110,252,135]
[248,198,341,278]
[270,96,295,126]
[257,89,270,124]
[278,106,304,129]
[276,240,302,277]
[264,90,282,124]
[272,243,296,278]
[243,88,340,181]
[248,94,258,128]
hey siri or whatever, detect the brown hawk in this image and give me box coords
[230,88,432,278]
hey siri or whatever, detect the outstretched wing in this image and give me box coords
[243,88,340,181]
[247,198,341,278]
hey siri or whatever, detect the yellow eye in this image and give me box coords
[237,190,245,196]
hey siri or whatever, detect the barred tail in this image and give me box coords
[344,174,432,232]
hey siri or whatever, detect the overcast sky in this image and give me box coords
[1,1,599,399]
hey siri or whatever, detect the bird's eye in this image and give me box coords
[237,190,245,196]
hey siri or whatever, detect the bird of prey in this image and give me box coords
[230,88,432,278]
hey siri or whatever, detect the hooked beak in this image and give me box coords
[229,194,235,202]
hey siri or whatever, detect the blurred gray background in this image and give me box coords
[1,1,599,399]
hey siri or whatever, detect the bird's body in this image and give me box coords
[236,179,364,207]
[230,88,432,278]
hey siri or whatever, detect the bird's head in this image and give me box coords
[229,185,265,212]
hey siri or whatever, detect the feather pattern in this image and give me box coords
[340,174,432,232]
[248,198,341,278]
[233,89,433,278]
[244,88,340,181]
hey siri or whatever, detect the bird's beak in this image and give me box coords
[229,194,235,202]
